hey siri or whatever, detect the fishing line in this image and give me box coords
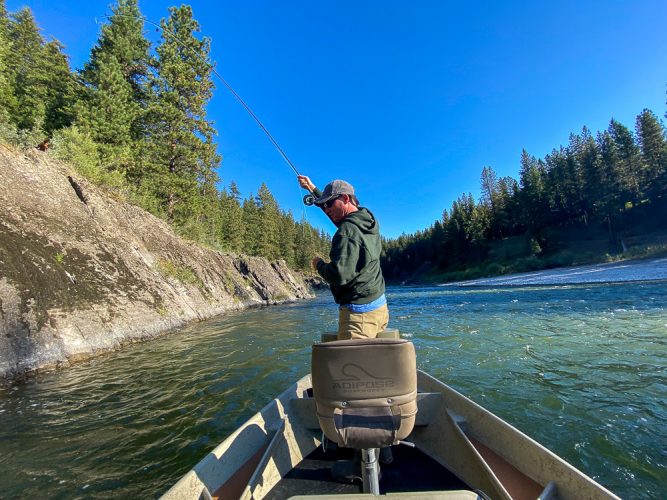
[95,14,314,218]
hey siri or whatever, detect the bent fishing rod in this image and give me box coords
[97,14,319,207]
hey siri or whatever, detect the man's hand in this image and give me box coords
[298,175,316,192]
[311,256,323,269]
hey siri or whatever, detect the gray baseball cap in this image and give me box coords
[314,180,355,206]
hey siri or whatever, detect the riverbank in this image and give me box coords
[0,147,314,382]
[451,256,667,286]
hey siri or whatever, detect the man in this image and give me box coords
[297,175,389,340]
[298,175,394,480]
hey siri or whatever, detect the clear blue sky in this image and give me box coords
[8,0,667,238]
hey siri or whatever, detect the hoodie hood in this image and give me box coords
[342,207,378,235]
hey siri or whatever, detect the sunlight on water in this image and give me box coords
[1,282,665,499]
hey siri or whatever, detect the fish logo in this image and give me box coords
[332,363,394,391]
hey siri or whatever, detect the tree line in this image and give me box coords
[0,0,330,270]
[382,108,667,281]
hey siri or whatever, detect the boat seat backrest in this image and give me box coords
[311,338,417,449]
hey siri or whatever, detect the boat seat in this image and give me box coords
[311,338,418,494]
[320,328,400,343]
[289,490,481,499]
[311,338,417,449]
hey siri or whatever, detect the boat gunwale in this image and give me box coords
[162,371,620,500]
[415,370,620,500]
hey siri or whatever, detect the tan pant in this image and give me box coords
[337,304,389,340]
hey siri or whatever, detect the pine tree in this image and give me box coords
[563,134,587,222]
[480,165,504,239]
[76,50,137,170]
[597,130,625,243]
[496,176,519,236]
[242,193,261,255]
[318,228,332,257]
[187,167,222,245]
[217,189,231,246]
[225,181,245,252]
[77,0,150,175]
[41,39,75,135]
[445,193,482,264]
[0,0,15,124]
[543,144,584,225]
[609,119,643,205]
[255,183,281,260]
[6,8,47,132]
[480,166,498,213]
[81,0,149,111]
[574,127,603,226]
[218,186,244,253]
[3,7,74,142]
[295,218,317,270]
[278,211,297,267]
[518,149,547,230]
[429,219,447,268]
[143,5,220,224]
[596,131,622,200]
[635,109,667,200]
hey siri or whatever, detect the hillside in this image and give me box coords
[0,146,314,381]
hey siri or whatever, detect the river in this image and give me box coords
[1,274,666,498]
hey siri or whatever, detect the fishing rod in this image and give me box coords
[96,14,318,208]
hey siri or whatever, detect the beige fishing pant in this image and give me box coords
[337,303,389,340]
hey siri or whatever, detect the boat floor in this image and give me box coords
[264,443,470,499]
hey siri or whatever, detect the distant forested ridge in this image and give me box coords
[382,109,667,282]
[0,0,330,270]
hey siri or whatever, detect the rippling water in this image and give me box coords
[1,282,666,499]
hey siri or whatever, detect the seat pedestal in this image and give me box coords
[362,448,380,495]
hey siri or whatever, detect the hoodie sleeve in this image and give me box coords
[316,233,361,286]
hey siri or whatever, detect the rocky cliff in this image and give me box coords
[0,146,314,381]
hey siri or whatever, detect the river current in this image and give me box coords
[1,282,665,499]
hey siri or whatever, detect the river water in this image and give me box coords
[1,281,666,499]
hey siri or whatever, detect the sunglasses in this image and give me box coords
[323,196,342,209]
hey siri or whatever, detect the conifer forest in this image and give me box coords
[0,0,330,271]
[382,111,667,281]
[1,0,665,280]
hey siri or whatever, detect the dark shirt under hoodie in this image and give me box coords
[316,207,386,306]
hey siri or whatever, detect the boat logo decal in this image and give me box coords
[331,363,394,392]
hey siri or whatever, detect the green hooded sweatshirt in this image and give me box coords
[316,207,386,305]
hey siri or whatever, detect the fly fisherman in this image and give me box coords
[297,175,389,340]
[298,174,394,480]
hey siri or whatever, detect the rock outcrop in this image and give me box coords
[0,146,314,381]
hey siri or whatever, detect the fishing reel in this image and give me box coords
[303,193,315,206]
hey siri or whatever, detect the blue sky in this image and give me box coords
[8,0,667,238]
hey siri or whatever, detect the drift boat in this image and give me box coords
[162,334,619,500]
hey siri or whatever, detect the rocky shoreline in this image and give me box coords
[0,147,320,382]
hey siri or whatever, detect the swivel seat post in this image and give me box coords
[361,448,380,495]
